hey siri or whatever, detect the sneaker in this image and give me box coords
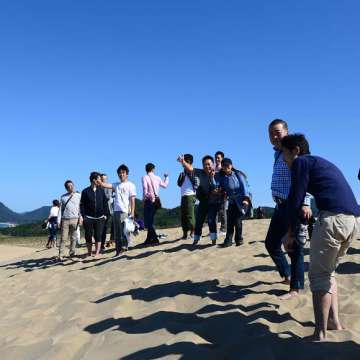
[211,239,217,246]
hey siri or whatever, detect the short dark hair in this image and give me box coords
[100,173,107,178]
[53,199,60,207]
[145,163,155,173]
[202,155,214,164]
[215,151,225,159]
[90,171,101,183]
[281,134,310,155]
[269,118,288,130]
[64,180,73,189]
[117,164,129,175]
[183,154,193,165]
[221,158,233,167]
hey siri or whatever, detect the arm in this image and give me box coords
[103,191,110,218]
[130,196,136,218]
[80,190,85,219]
[159,175,169,189]
[99,180,113,190]
[177,156,194,172]
[57,198,62,225]
[288,158,310,234]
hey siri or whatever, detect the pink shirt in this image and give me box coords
[142,173,169,202]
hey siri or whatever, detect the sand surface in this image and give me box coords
[0,245,35,263]
[0,219,359,359]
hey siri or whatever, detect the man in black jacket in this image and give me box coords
[81,172,110,257]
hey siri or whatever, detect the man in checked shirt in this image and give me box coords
[265,119,312,300]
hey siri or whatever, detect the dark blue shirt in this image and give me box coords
[288,155,360,232]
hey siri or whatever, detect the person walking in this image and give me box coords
[142,163,169,246]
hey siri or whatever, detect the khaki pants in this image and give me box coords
[59,218,79,257]
[309,211,360,293]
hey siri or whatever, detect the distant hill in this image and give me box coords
[0,202,50,224]
[0,200,273,237]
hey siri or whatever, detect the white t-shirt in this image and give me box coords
[112,181,137,213]
[181,175,196,197]
[49,206,59,218]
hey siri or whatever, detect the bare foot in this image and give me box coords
[327,319,344,331]
[279,290,299,300]
[304,331,328,342]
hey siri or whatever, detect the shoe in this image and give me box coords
[211,239,217,246]
[219,242,233,248]
[57,256,64,262]
[151,239,160,246]
[219,231,227,236]
[192,240,199,246]
[114,252,121,257]
[69,252,75,258]
[235,241,244,247]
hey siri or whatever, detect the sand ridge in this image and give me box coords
[0,219,359,359]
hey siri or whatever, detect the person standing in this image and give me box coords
[100,173,114,251]
[265,119,312,300]
[215,151,227,235]
[100,165,136,256]
[177,154,198,240]
[45,200,60,248]
[179,155,221,245]
[142,163,169,246]
[282,134,360,342]
[215,158,252,247]
[57,180,82,261]
[81,172,110,257]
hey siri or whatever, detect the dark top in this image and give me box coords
[194,169,219,203]
[288,155,360,232]
[80,186,110,219]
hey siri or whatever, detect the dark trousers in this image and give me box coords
[113,211,127,253]
[101,215,112,249]
[144,200,158,243]
[265,202,304,289]
[224,202,243,245]
[181,195,196,234]
[84,218,105,245]
[194,200,220,238]
[217,200,227,232]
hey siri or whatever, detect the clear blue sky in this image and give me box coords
[1,0,359,212]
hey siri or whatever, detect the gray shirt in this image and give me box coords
[104,187,114,215]
[57,192,81,223]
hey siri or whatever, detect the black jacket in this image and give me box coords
[80,186,110,219]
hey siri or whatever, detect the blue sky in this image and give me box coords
[1,0,359,212]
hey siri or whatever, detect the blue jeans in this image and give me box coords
[265,202,304,289]
[144,200,157,242]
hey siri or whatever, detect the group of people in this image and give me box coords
[43,118,360,342]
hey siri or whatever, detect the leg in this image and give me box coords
[281,240,304,299]
[312,290,332,341]
[113,212,122,255]
[59,220,69,259]
[94,218,105,256]
[264,204,290,281]
[194,200,208,244]
[223,203,236,246]
[327,279,343,330]
[219,200,227,233]
[181,196,188,239]
[234,206,244,246]
[208,203,220,244]
[101,216,109,250]
[69,219,78,256]
[83,218,94,256]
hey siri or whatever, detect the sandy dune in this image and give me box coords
[0,219,359,359]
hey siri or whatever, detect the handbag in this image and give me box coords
[149,176,162,210]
